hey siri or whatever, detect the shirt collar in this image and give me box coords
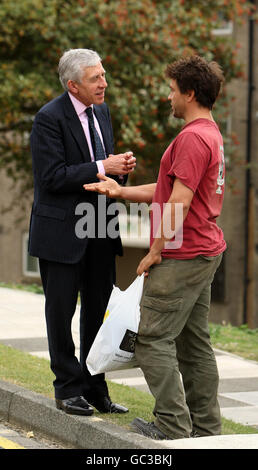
[68,92,93,116]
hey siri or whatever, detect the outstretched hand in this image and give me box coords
[83,174,121,198]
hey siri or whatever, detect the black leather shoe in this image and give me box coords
[131,418,170,440]
[56,396,94,416]
[88,395,128,414]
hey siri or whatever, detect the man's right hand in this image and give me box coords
[83,174,122,198]
[102,151,136,175]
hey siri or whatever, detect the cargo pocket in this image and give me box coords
[138,295,183,337]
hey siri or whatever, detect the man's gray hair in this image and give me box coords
[58,48,102,90]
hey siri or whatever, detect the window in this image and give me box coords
[119,212,150,248]
[212,20,233,36]
[212,11,233,36]
[22,233,40,278]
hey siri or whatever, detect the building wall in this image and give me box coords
[0,170,33,284]
[209,17,248,324]
[248,1,258,328]
[253,16,258,329]
[210,8,258,327]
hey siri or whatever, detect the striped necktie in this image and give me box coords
[85,107,106,161]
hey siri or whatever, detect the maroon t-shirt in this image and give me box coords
[150,118,226,259]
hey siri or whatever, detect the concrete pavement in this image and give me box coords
[0,286,258,449]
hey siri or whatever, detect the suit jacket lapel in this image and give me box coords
[62,92,91,162]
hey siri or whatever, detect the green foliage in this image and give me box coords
[0,0,254,192]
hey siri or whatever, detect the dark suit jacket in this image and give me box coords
[28,91,124,263]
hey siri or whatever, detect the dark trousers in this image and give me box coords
[39,238,116,399]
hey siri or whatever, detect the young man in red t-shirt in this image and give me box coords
[84,56,226,440]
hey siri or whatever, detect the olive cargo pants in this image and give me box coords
[135,254,223,439]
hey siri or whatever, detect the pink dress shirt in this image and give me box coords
[68,92,105,175]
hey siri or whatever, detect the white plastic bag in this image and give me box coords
[86,274,144,375]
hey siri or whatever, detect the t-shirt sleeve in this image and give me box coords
[167,132,211,193]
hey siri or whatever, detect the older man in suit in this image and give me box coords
[29,48,136,415]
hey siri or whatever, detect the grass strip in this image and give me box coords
[209,322,258,362]
[0,343,257,436]
[0,282,44,295]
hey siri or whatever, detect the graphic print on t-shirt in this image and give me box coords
[216,145,225,195]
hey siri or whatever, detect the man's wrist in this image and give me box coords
[150,246,162,257]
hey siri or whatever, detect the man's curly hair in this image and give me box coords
[166,55,224,110]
